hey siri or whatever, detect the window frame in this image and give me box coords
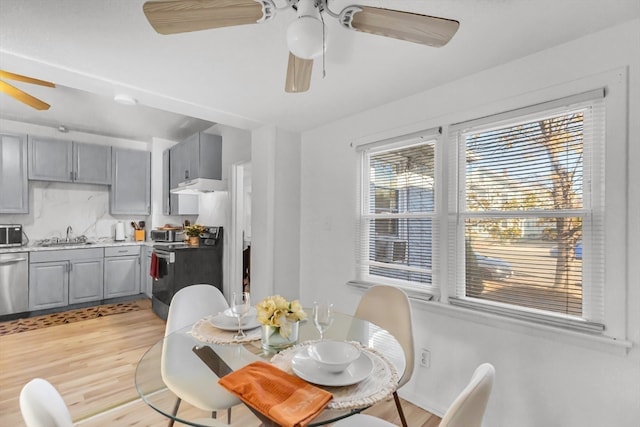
[355,128,442,295]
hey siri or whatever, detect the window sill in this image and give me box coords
[347,280,632,356]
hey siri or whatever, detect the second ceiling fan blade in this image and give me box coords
[143,0,267,35]
[285,53,313,93]
[0,80,51,110]
[0,70,55,87]
[348,6,459,47]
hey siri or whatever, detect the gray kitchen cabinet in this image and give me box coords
[165,148,198,215]
[110,148,151,215]
[104,246,141,298]
[28,136,72,182]
[29,260,68,310]
[166,132,221,215]
[171,132,222,183]
[0,133,29,213]
[29,248,103,310]
[142,245,153,298]
[74,142,111,184]
[69,257,104,304]
[28,136,111,184]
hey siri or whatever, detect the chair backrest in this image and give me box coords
[166,284,229,336]
[20,378,74,427]
[355,285,414,387]
[439,363,495,427]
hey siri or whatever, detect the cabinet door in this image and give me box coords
[0,133,28,213]
[143,246,153,298]
[28,136,73,182]
[69,258,104,304]
[74,142,111,185]
[110,148,151,215]
[182,132,200,180]
[29,261,68,310]
[104,256,141,298]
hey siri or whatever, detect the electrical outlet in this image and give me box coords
[420,348,431,368]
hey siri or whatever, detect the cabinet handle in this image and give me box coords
[70,171,74,181]
[184,170,189,180]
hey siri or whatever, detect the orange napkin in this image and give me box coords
[218,361,333,427]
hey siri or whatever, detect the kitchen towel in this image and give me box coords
[149,252,159,279]
[218,361,332,427]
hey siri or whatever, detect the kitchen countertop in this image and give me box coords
[0,240,153,254]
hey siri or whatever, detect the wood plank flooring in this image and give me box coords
[0,300,441,426]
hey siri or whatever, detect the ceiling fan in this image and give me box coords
[0,70,55,110]
[143,0,459,93]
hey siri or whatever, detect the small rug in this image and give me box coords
[0,299,151,336]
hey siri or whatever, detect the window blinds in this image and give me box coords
[356,130,440,291]
[449,90,605,332]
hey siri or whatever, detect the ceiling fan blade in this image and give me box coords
[347,6,459,47]
[285,53,313,93]
[143,0,268,35]
[0,70,55,87]
[0,80,51,110]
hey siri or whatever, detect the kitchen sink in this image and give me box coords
[35,236,94,247]
[38,241,95,247]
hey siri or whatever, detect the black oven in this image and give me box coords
[150,227,223,320]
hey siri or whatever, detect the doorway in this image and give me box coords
[230,161,252,296]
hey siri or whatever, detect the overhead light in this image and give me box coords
[113,93,137,106]
[286,0,324,59]
[57,125,68,133]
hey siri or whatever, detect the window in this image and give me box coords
[356,129,440,291]
[449,89,605,332]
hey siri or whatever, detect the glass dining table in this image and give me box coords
[134,310,406,427]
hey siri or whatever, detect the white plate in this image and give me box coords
[291,345,374,387]
[209,312,260,331]
[223,306,257,319]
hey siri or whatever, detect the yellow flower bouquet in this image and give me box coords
[256,295,307,350]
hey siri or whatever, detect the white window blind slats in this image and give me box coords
[450,94,605,332]
[357,138,438,289]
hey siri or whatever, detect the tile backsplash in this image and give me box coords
[0,181,146,243]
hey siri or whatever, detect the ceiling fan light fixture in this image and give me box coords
[114,93,137,106]
[287,16,323,59]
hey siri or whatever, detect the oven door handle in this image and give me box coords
[154,251,174,263]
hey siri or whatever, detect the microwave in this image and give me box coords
[0,224,23,247]
[150,229,184,242]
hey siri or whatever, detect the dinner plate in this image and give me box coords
[291,345,374,387]
[208,311,260,331]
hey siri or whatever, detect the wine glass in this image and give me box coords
[231,291,251,339]
[313,301,334,340]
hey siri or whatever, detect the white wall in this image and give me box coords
[299,19,640,427]
[250,126,301,303]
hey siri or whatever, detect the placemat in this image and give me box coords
[189,315,261,344]
[270,340,399,410]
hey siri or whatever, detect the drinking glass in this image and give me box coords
[313,301,334,340]
[231,291,251,339]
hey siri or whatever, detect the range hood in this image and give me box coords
[170,178,227,195]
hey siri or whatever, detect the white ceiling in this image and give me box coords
[0,0,638,141]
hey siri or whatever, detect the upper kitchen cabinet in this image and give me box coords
[28,136,111,185]
[110,147,151,215]
[171,132,222,184]
[0,133,29,214]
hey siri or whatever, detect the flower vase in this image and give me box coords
[261,321,299,352]
[187,236,199,246]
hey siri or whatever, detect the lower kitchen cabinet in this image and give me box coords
[29,248,104,310]
[104,246,141,298]
[142,245,153,298]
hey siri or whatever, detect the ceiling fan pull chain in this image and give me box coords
[321,8,326,78]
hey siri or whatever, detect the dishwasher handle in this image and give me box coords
[0,257,28,264]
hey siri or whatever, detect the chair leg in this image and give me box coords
[393,391,408,427]
[227,407,232,424]
[167,398,182,427]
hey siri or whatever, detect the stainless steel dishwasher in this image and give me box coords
[0,252,29,315]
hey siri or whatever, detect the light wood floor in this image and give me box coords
[0,301,441,426]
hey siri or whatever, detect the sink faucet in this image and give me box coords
[66,226,73,242]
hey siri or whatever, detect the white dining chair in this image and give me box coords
[354,285,414,427]
[162,284,240,426]
[333,362,495,427]
[20,378,74,427]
